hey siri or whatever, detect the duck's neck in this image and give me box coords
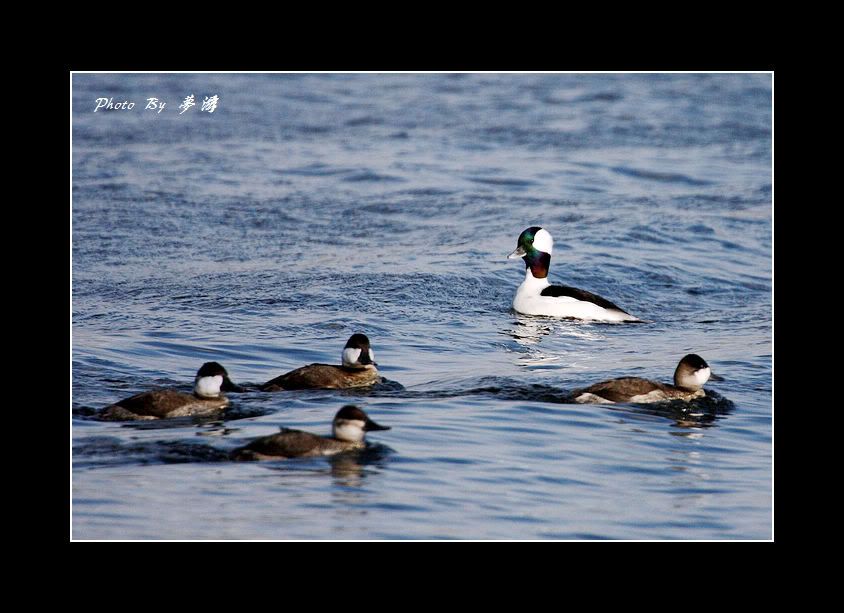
[344,364,378,373]
[523,250,550,280]
[521,265,550,291]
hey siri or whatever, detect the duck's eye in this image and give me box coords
[527,238,533,244]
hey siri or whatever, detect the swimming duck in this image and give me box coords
[230,405,391,460]
[98,362,244,420]
[508,226,641,322]
[260,333,381,390]
[571,354,720,404]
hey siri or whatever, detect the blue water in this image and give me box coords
[72,73,772,540]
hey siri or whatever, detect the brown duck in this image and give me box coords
[260,333,381,391]
[571,354,721,404]
[99,362,243,420]
[231,405,391,460]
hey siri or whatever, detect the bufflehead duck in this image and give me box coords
[99,362,244,421]
[230,405,391,460]
[260,333,381,391]
[571,354,720,404]
[508,226,641,322]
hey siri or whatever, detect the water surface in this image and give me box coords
[72,73,772,540]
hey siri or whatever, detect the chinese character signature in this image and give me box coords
[93,95,221,115]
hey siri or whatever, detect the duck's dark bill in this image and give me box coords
[364,420,391,431]
[708,373,725,381]
[507,246,526,259]
[222,377,246,392]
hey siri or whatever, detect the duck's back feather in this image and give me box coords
[231,428,353,460]
[572,377,705,404]
[99,389,228,420]
[573,377,668,403]
[261,364,380,390]
[540,284,628,313]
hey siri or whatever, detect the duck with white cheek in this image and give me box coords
[98,362,244,420]
[230,405,391,460]
[508,226,642,322]
[571,354,723,404]
[260,333,382,390]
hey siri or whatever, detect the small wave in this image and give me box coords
[275,163,351,177]
[74,436,232,468]
[342,171,404,183]
[396,187,457,196]
[576,92,623,103]
[468,177,537,187]
[345,116,383,127]
[611,166,713,186]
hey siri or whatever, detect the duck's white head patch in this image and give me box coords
[194,375,223,398]
[532,228,553,254]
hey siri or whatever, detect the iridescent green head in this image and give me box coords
[507,226,553,278]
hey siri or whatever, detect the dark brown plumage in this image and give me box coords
[230,428,355,460]
[261,334,382,391]
[230,405,390,461]
[99,389,229,421]
[572,378,675,403]
[572,355,715,404]
[260,364,381,391]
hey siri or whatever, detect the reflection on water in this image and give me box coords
[506,315,609,346]
[329,454,367,489]
[663,446,720,511]
[253,444,395,506]
[505,316,555,346]
[329,445,393,489]
[504,315,611,368]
